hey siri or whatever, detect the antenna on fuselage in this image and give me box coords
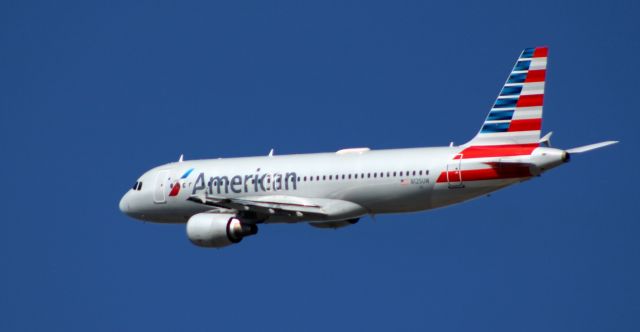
[178,154,184,162]
[268,148,274,157]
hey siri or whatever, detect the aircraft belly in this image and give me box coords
[338,180,435,214]
[430,178,523,209]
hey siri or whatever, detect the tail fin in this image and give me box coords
[465,47,548,146]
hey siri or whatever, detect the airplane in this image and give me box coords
[119,46,617,248]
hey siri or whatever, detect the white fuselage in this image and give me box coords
[119,145,566,224]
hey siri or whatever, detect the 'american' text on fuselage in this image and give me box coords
[192,170,298,195]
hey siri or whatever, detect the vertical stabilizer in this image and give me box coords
[465,47,548,146]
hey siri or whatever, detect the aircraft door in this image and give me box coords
[446,154,464,188]
[154,170,169,203]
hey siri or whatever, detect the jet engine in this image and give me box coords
[186,213,258,248]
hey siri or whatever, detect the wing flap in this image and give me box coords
[187,194,329,219]
[187,194,367,222]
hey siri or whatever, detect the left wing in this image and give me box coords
[187,193,366,223]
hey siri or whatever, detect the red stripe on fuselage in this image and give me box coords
[436,164,532,183]
[454,144,538,159]
[437,171,457,183]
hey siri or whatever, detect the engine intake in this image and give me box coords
[186,213,258,248]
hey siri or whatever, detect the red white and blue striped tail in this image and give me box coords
[465,47,548,146]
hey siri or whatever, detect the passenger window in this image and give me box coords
[419,170,423,175]
[393,172,397,177]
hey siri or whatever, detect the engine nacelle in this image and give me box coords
[186,213,258,248]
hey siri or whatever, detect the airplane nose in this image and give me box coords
[119,193,129,214]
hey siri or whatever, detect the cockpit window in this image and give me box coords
[132,182,138,190]
[137,182,143,190]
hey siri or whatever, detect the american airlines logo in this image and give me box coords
[169,168,195,197]
[191,169,298,195]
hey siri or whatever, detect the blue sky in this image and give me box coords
[1,0,638,331]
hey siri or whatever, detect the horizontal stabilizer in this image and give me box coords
[566,141,619,153]
[539,131,553,147]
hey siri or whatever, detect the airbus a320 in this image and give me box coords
[119,47,617,248]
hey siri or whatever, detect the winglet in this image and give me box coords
[566,141,619,154]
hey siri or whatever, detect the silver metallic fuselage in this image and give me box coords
[119,145,566,224]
